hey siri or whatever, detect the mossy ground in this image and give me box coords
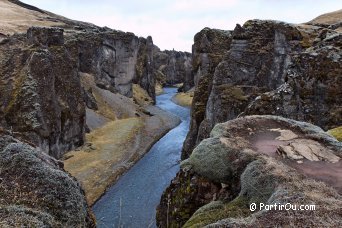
[327,126,342,141]
[133,83,153,106]
[155,82,164,95]
[183,196,251,228]
[63,118,143,205]
[172,91,194,107]
[64,106,180,206]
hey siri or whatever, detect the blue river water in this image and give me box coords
[92,87,190,228]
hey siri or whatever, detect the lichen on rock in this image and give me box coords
[0,133,95,227]
[161,115,341,227]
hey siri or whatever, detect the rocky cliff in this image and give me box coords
[158,116,341,227]
[182,27,233,159]
[158,10,342,227]
[0,25,156,159]
[153,47,192,87]
[0,0,166,226]
[182,17,341,160]
[0,129,96,227]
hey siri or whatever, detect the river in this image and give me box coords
[92,87,190,227]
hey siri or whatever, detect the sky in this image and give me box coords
[23,0,341,52]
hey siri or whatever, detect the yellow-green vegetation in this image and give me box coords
[172,91,194,107]
[64,106,179,206]
[174,83,184,88]
[3,55,30,114]
[0,0,65,35]
[80,73,117,120]
[155,82,164,95]
[183,196,251,228]
[133,83,153,106]
[63,118,144,205]
[308,9,342,25]
[327,126,342,141]
[218,84,248,102]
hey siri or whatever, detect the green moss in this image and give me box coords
[184,196,251,228]
[4,70,27,114]
[327,126,342,141]
[218,84,248,102]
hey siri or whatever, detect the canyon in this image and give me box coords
[157,9,342,227]
[0,0,341,227]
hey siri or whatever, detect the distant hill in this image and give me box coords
[308,9,342,25]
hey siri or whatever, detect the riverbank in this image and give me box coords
[171,89,194,107]
[63,105,180,206]
[92,87,190,227]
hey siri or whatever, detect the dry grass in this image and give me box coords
[0,0,65,35]
[327,126,342,141]
[133,83,153,106]
[308,9,342,25]
[64,107,180,206]
[172,91,194,107]
[63,118,143,205]
[155,82,164,95]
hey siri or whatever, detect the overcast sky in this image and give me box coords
[23,0,341,52]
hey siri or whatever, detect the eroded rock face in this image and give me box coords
[182,19,341,160]
[153,47,192,87]
[0,26,158,158]
[27,26,64,46]
[0,29,85,159]
[157,116,341,227]
[243,30,342,130]
[182,28,233,159]
[162,12,342,228]
[0,132,95,227]
[66,31,156,101]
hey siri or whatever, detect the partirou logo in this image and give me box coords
[250,203,316,212]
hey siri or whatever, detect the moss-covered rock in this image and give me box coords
[189,137,254,184]
[184,196,250,228]
[328,126,342,141]
[159,115,342,227]
[0,133,95,227]
[153,47,192,88]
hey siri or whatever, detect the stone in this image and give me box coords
[27,27,64,46]
[158,115,342,227]
[153,46,192,88]
[161,11,342,228]
[182,28,233,159]
[0,133,95,227]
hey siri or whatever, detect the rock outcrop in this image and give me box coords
[0,130,96,227]
[66,29,156,101]
[159,12,342,227]
[157,116,341,227]
[153,47,192,87]
[0,0,173,226]
[0,24,157,158]
[242,22,342,130]
[182,27,233,159]
[182,19,341,159]
[0,29,85,159]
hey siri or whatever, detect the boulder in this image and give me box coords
[158,116,341,227]
[0,132,95,227]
